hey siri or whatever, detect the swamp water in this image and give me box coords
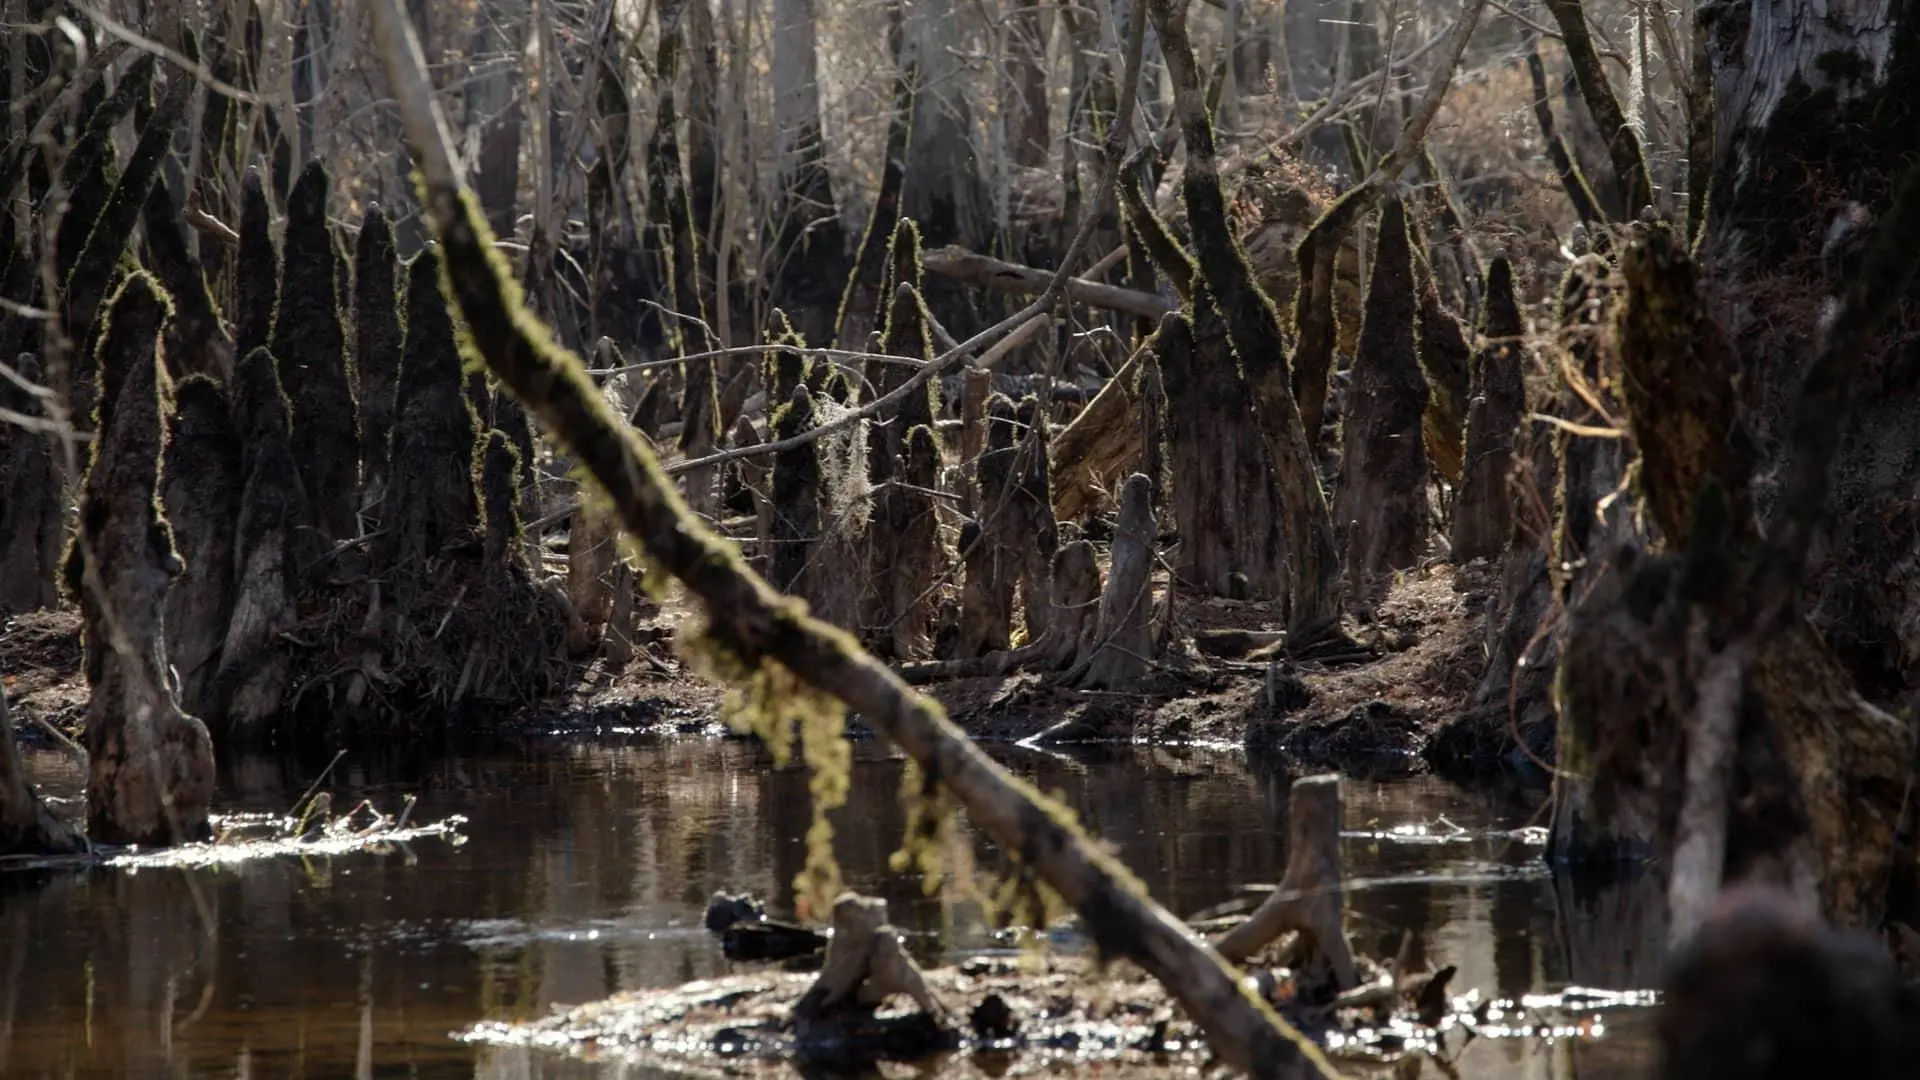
[1,737,1664,1079]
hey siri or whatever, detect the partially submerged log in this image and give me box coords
[1075,473,1158,688]
[70,274,216,845]
[1449,258,1527,563]
[1331,199,1431,611]
[1214,774,1360,999]
[161,375,242,720]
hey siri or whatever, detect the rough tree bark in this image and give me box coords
[1331,199,1430,611]
[161,375,242,721]
[272,162,360,544]
[901,0,992,337]
[380,248,482,578]
[354,203,403,510]
[71,274,217,846]
[1076,473,1158,688]
[1449,257,1527,562]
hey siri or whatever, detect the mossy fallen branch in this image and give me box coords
[370,4,1341,1076]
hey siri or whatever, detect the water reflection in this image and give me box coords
[1,738,1660,1078]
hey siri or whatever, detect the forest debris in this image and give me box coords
[922,244,1176,321]
[1215,774,1360,997]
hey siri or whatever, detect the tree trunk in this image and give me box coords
[1006,1,1051,168]
[471,0,525,237]
[770,0,848,345]
[901,0,992,337]
[1449,257,1526,563]
[73,275,217,846]
[0,353,62,613]
[161,376,242,722]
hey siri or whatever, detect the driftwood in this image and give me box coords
[1450,258,1527,562]
[372,5,1347,1072]
[71,274,217,845]
[0,354,62,614]
[1214,774,1360,998]
[161,375,242,720]
[1331,199,1431,610]
[922,245,1176,321]
[1075,473,1158,688]
[272,162,361,544]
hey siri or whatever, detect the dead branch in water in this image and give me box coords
[369,1,1344,1075]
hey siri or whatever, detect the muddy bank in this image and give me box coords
[7,561,1520,782]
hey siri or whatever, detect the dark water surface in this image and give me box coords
[2,737,1664,1079]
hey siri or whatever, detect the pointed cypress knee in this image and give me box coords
[219,347,312,739]
[480,431,525,570]
[1077,473,1159,689]
[1451,258,1529,563]
[957,395,1020,656]
[143,178,230,380]
[273,162,361,542]
[162,375,242,720]
[0,354,64,613]
[1012,397,1059,640]
[880,424,948,660]
[354,202,403,508]
[768,383,825,596]
[382,247,482,575]
[234,169,278,363]
[1331,199,1430,609]
[1416,272,1472,485]
[71,273,216,845]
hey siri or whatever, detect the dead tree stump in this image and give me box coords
[1012,398,1061,641]
[1076,473,1158,688]
[0,353,63,614]
[161,374,241,720]
[566,504,619,656]
[681,352,721,520]
[272,162,360,543]
[956,396,1020,655]
[1048,540,1103,669]
[354,202,403,511]
[1215,774,1360,1000]
[1159,309,1285,599]
[795,893,949,1024]
[1332,199,1431,610]
[219,346,312,738]
[381,248,482,577]
[1450,257,1528,563]
[71,274,216,845]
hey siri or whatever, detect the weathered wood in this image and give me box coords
[921,245,1177,321]
[1415,269,1471,485]
[1450,257,1527,562]
[218,345,311,738]
[1012,398,1060,641]
[0,354,62,614]
[566,505,618,657]
[1215,775,1360,998]
[1331,199,1430,609]
[370,13,1348,1069]
[1049,540,1103,669]
[1159,311,1285,599]
[795,893,949,1024]
[354,203,404,509]
[72,274,216,845]
[161,375,241,720]
[273,162,361,543]
[1077,474,1157,688]
[1048,350,1145,522]
[956,397,1020,656]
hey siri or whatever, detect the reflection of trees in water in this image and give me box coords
[3,744,1669,1077]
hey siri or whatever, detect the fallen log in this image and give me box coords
[371,6,1345,1072]
[922,245,1177,322]
[1048,350,1144,522]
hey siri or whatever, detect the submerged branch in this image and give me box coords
[368,2,1343,1077]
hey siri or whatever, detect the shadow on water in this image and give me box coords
[1,738,1662,1078]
